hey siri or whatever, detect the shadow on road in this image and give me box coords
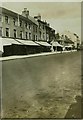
[65,95,82,119]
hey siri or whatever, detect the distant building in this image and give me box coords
[61,31,81,49]
[57,35,74,51]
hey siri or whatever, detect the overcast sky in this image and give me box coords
[2,2,81,38]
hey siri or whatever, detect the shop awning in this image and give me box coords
[0,37,12,46]
[16,39,39,46]
[52,42,63,47]
[35,41,51,47]
[65,45,73,48]
[0,38,22,46]
[0,37,23,52]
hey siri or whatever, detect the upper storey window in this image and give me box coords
[20,20,22,27]
[5,16,9,24]
[29,24,31,30]
[13,18,16,26]
[6,28,9,37]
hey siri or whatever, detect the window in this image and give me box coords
[36,27,37,33]
[33,35,35,41]
[6,28,9,37]
[26,32,28,39]
[43,33,45,40]
[43,25,44,30]
[13,18,16,26]
[39,31,41,39]
[20,20,22,27]
[20,31,22,39]
[5,16,9,24]
[36,35,37,41]
[29,33,31,40]
[14,29,16,38]
[25,22,27,28]
[29,24,31,29]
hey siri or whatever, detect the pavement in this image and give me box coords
[0,50,77,61]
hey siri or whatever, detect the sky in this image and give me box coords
[1,1,81,38]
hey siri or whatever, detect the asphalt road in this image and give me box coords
[2,51,81,118]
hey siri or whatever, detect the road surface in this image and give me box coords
[2,51,81,118]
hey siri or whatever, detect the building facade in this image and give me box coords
[0,7,55,56]
[0,7,55,43]
[0,7,38,41]
[34,15,55,42]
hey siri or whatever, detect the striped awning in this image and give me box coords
[0,38,22,46]
[0,37,22,52]
[52,42,63,47]
[35,41,51,47]
[16,39,39,46]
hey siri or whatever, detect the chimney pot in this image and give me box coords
[22,8,29,17]
[24,8,27,11]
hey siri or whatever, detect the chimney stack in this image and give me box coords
[24,8,27,11]
[22,8,29,17]
[34,14,41,20]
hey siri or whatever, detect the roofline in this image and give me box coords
[0,7,38,25]
[38,19,55,31]
[38,19,46,24]
[1,7,18,17]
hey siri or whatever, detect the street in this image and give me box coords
[2,51,81,118]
